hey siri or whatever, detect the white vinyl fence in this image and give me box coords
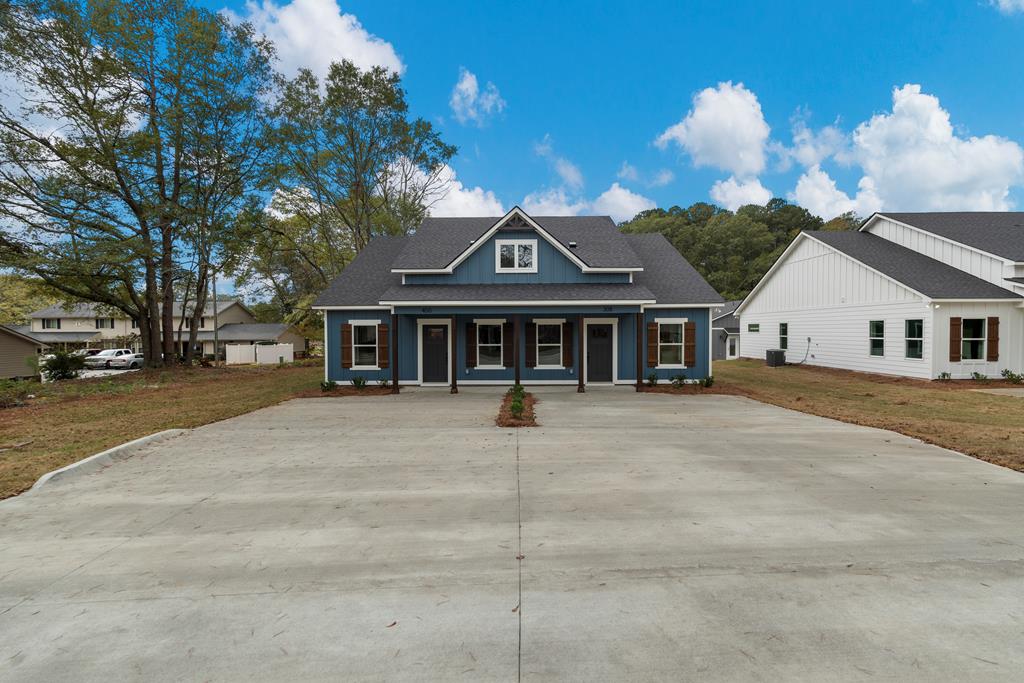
[225,343,295,365]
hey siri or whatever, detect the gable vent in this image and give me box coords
[569,241,578,248]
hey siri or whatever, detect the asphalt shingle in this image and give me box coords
[874,212,1024,262]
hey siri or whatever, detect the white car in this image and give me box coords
[83,348,135,369]
[107,352,145,370]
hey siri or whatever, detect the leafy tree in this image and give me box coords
[621,198,860,300]
[0,275,59,325]
[0,0,273,367]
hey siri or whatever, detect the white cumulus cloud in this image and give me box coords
[617,161,639,182]
[709,176,772,210]
[790,165,881,219]
[990,0,1024,14]
[449,68,505,126]
[649,169,675,188]
[522,183,654,223]
[591,183,656,222]
[534,135,584,190]
[427,165,505,217]
[226,0,404,78]
[656,81,771,178]
[521,188,588,217]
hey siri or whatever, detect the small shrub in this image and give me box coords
[701,375,715,388]
[1001,369,1023,385]
[377,377,390,388]
[937,371,951,381]
[40,350,86,381]
[971,371,989,382]
[670,374,686,388]
[320,380,337,392]
[509,397,524,418]
[350,375,367,389]
[0,379,33,408]
[646,372,658,387]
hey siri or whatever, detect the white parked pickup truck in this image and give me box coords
[83,348,135,369]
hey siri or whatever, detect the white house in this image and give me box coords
[736,212,1024,380]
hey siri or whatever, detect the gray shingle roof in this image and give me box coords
[807,230,1021,300]
[11,329,100,343]
[313,236,406,307]
[186,323,294,342]
[1,324,47,345]
[391,215,643,270]
[379,283,655,303]
[874,212,1024,261]
[625,234,724,305]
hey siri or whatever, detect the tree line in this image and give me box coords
[620,200,859,300]
[0,0,453,367]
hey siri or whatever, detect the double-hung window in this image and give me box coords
[779,322,788,350]
[536,322,562,368]
[477,323,503,368]
[905,319,923,359]
[95,317,114,329]
[658,320,685,367]
[961,319,986,360]
[869,320,885,356]
[42,318,60,329]
[352,323,378,368]
[495,239,537,273]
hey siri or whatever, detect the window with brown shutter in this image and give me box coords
[465,322,477,367]
[341,324,352,369]
[646,322,658,367]
[502,322,514,367]
[377,324,389,368]
[949,317,962,362]
[525,322,537,368]
[562,321,574,367]
[684,321,697,367]
[987,317,1000,362]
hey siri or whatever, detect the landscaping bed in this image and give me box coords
[496,385,538,427]
[715,359,1024,472]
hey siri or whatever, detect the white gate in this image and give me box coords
[255,343,294,365]
[225,344,255,365]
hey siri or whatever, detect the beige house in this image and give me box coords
[26,301,306,358]
[0,325,47,378]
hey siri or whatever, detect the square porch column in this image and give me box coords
[577,314,584,393]
[635,312,643,392]
[391,312,399,394]
[450,315,458,394]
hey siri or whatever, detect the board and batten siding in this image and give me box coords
[865,217,1015,288]
[740,235,935,379]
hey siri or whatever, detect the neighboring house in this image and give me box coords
[0,325,47,379]
[314,207,723,390]
[26,300,305,357]
[711,300,742,361]
[736,212,1024,379]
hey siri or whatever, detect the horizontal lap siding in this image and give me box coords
[932,302,1023,379]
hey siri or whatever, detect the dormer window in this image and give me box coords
[495,239,537,273]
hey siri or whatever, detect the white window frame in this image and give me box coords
[779,322,788,351]
[474,318,505,370]
[42,318,60,329]
[904,319,924,360]
[534,318,564,369]
[349,319,381,370]
[961,318,986,362]
[869,320,885,357]
[95,317,114,329]
[655,317,687,369]
[495,238,538,274]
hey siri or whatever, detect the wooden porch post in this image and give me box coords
[577,315,585,393]
[391,312,399,394]
[513,315,521,386]
[450,315,458,394]
[635,312,643,392]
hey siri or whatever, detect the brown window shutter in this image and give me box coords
[377,324,389,368]
[502,322,513,367]
[466,322,477,367]
[562,321,574,367]
[341,323,352,369]
[646,322,658,367]
[684,321,697,367]
[987,317,999,362]
[525,322,537,368]
[949,317,962,362]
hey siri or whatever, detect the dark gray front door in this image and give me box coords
[422,324,448,383]
[587,324,613,383]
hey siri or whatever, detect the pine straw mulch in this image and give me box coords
[293,385,396,398]
[496,392,538,428]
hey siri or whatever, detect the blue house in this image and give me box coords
[314,207,723,392]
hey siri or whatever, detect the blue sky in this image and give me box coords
[213,0,1024,221]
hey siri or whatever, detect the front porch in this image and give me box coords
[325,306,711,393]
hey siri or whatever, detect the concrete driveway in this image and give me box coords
[1,388,1023,681]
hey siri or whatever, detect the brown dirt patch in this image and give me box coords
[496,392,538,428]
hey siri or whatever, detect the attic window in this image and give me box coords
[495,239,537,273]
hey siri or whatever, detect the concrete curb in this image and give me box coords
[25,429,190,494]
